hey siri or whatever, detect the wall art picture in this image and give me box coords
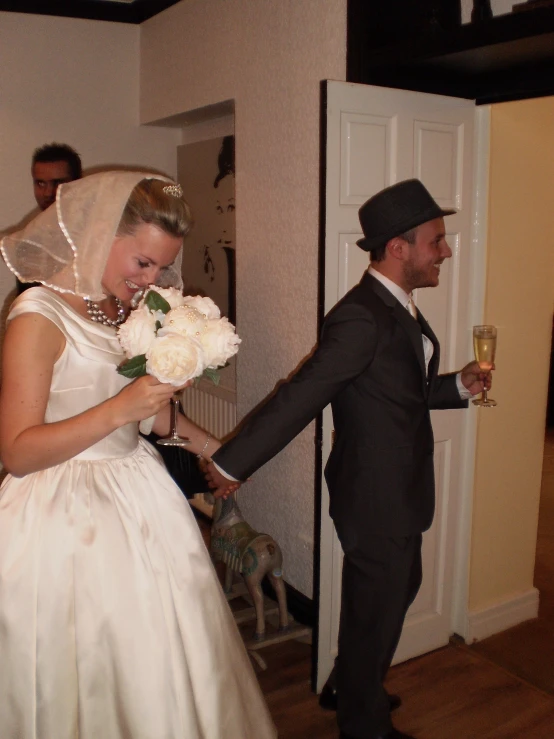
[177,135,236,323]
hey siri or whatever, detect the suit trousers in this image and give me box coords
[336,533,423,739]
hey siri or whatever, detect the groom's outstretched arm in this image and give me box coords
[211,302,377,482]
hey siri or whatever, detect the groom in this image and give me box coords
[206,179,490,739]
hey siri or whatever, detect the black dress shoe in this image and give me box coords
[318,680,338,710]
[320,683,402,713]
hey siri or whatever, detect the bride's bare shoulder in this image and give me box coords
[5,297,66,362]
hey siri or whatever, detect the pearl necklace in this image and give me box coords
[84,297,126,328]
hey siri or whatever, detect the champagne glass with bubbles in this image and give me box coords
[472,325,497,408]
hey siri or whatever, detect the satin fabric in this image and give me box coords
[0,288,277,739]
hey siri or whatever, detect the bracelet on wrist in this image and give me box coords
[197,433,212,459]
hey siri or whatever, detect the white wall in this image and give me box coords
[141,0,347,597]
[0,11,180,306]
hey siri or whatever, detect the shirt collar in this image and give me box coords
[368,266,412,309]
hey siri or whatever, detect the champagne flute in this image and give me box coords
[472,325,497,407]
[156,392,190,446]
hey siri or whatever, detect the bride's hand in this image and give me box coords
[110,376,177,425]
[172,379,194,393]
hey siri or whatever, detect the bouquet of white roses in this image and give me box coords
[117,286,241,387]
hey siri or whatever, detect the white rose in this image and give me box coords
[199,317,241,368]
[146,333,205,386]
[117,306,158,358]
[137,285,186,311]
[182,294,221,320]
[158,305,208,339]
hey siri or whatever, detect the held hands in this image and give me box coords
[202,459,241,499]
[461,360,494,396]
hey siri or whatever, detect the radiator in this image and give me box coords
[180,386,237,441]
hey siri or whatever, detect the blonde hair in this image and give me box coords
[117,179,193,239]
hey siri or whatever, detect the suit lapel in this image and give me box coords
[363,273,428,384]
[393,302,428,384]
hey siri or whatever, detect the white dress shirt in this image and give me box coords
[368,267,472,400]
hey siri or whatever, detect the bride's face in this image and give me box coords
[102,222,182,301]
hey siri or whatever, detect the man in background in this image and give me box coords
[16,143,82,294]
[31,142,82,212]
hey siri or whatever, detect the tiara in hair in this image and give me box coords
[162,183,183,198]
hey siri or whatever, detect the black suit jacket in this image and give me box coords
[212,273,467,546]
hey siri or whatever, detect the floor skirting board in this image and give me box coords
[463,588,540,643]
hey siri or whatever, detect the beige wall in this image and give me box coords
[141,0,347,596]
[0,11,180,305]
[469,97,554,611]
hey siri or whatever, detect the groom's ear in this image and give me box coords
[387,237,407,261]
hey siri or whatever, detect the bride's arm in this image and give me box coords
[151,405,222,459]
[0,314,175,476]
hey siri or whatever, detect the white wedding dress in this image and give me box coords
[0,288,277,739]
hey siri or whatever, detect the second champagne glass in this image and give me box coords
[472,325,497,408]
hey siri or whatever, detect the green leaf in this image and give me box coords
[117,354,147,378]
[145,290,171,314]
[155,320,162,331]
[202,367,221,386]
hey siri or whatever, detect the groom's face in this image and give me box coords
[402,218,451,290]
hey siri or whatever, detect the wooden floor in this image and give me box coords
[253,637,554,739]
[200,430,554,738]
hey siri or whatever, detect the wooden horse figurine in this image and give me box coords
[210,496,289,640]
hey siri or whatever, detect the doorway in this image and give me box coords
[317,88,554,690]
[317,80,484,690]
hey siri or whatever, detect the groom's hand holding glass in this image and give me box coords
[460,360,494,397]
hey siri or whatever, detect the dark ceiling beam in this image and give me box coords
[0,0,181,24]
[347,0,554,104]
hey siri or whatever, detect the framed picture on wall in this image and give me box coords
[177,135,235,323]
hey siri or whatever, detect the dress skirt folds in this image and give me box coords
[0,288,277,739]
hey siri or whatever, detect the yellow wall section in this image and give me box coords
[469,97,554,611]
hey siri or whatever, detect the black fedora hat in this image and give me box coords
[356,179,456,252]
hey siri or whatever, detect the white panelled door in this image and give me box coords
[317,81,477,690]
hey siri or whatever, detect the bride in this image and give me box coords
[0,171,277,738]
